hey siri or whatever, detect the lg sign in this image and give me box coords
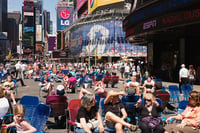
[60,9,71,26]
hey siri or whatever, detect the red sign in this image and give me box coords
[77,0,87,11]
[60,9,71,19]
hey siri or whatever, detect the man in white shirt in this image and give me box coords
[15,61,21,78]
[179,64,189,93]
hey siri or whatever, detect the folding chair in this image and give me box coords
[30,104,51,133]
[177,100,189,114]
[20,95,40,120]
[168,85,180,104]
[67,99,82,133]
[181,84,193,100]
[111,75,119,88]
[155,93,170,111]
[46,95,68,128]
[121,95,140,124]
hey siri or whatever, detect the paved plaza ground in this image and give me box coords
[15,74,200,133]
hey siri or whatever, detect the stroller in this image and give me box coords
[67,77,77,93]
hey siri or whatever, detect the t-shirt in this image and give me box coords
[3,81,14,88]
[104,102,124,117]
[76,106,97,123]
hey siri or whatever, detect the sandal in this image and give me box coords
[129,124,137,132]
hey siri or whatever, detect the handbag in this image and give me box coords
[141,116,161,129]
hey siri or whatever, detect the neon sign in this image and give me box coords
[124,0,198,28]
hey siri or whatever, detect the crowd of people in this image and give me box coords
[0,60,200,133]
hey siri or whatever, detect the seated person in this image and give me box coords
[104,90,137,132]
[6,104,36,133]
[2,75,17,105]
[123,76,141,95]
[136,93,164,133]
[142,76,155,94]
[0,88,13,121]
[165,91,200,133]
[94,81,107,98]
[76,94,104,133]
[39,74,54,96]
[52,85,67,128]
[63,75,69,90]
[153,81,174,111]
[55,69,65,82]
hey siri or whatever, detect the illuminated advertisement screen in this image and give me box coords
[23,1,34,12]
[23,33,34,47]
[57,6,73,31]
[23,16,34,33]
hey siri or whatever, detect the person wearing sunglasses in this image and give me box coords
[164,91,200,133]
[136,93,164,133]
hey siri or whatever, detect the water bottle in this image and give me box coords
[1,125,7,133]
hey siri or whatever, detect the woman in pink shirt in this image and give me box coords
[164,91,200,133]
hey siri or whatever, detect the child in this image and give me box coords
[6,104,36,133]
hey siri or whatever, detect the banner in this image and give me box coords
[57,6,73,31]
[36,25,42,42]
[48,36,56,51]
[69,20,147,57]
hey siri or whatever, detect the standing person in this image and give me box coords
[188,65,196,85]
[6,104,36,133]
[120,64,125,79]
[179,64,189,93]
[21,62,27,80]
[15,61,21,78]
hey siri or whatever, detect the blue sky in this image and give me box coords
[8,0,60,34]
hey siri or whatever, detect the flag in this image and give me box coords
[8,49,12,59]
[94,49,97,55]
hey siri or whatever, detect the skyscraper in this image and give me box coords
[0,0,7,32]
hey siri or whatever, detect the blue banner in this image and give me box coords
[69,20,147,57]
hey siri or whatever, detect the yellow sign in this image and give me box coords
[88,0,124,14]
[99,0,124,6]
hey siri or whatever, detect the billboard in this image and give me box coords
[23,16,34,33]
[48,36,56,51]
[57,6,73,31]
[69,20,147,57]
[23,0,34,12]
[88,0,124,14]
[23,33,34,47]
[36,25,42,42]
[77,0,87,11]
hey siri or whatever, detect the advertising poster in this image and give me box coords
[69,20,147,57]
[57,6,74,31]
[48,36,56,51]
